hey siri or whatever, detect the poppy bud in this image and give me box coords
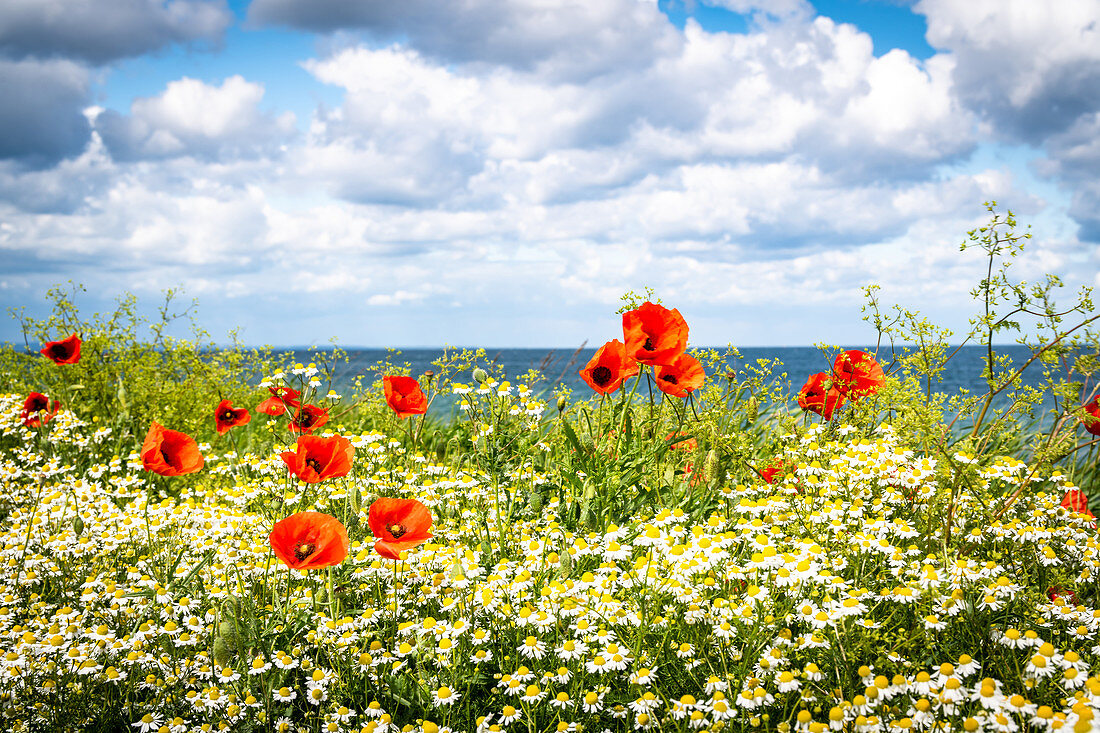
[349,484,361,515]
[217,620,238,648]
[315,586,328,605]
[746,397,758,423]
[213,636,233,667]
[703,448,720,485]
[116,376,128,412]
[472,367,488,384]
[556,395,567,414]
[72,515,84,537]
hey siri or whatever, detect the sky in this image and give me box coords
[0,0,1098,348]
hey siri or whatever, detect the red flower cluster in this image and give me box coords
[797,372,846,421]
[832,350,886,399]
[141,422,204,477]
[758,459,787,484]
[369,497,433,560]
[580,302,704,398]
[289,404,329,434]
[580,340,637,395]
[214,399,250,435]
[21,392,61,427]
[281,434,354,483]
[1062,489,1095,520]
[269,512,349,570]
[383,375,428,418]
[1083,396,1100,437]
[40,333,81,364]
[798,350,885,421]
[258,386,300,416]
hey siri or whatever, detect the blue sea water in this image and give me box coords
[284,345,1073,422]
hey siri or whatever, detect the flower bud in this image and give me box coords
[217,620,238,649]
[703,448,721,485]
[213,636,233,668]
[746,397,759,423]
[116,376,128,411]
[348,484,361,515]
[72,515,84,537]
[472,367,488,384]
[556,395,567,414]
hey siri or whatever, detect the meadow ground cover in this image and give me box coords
[2,205,1100,733]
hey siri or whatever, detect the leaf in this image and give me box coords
[560,419,588,472]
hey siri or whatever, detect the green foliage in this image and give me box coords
[4,204,1100,733]
[2,284,283,448]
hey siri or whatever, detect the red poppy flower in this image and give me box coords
[257,386,301,416]
[21,392,60,427]
[288,403,329,434]
[759,459,786,484]
[832,350,885,399]
[140,422,204,476]
[383,375,428,418]
[214,399,251,435]
[1062,489,1095,520]
[1047,585,1081,606]
[280,434,354,483]
[654,353,705,398]
[1083,396,1100,437]
[369,497,433,560]
[622,302,689,366]
[798,372,846,421]
[40,333,81,364]
[269,512,349,571]
[580,340,639,395]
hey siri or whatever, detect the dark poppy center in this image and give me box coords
[28,396,48,412]
[293,541,316,561]
[220,410,236,422]
[294,411,316,428]
[306,457,323,473]
[50,344,70,358]
[160,447,178,468]
[387,523,408,540]
[643,337,656,351]
[591,366,613,387]
[661,374,678,384]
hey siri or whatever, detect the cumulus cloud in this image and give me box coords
[918,0,1100,142]
[0,58,91,166]
[0,0,232,65]
[97,76,296,162]
[1,1,1094,346]
[0,125,114,213]
[298,17,975,213]
[917,0,1100,241]
[249,0,681,82]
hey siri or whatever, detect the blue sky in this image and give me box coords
[1,0,1097,347]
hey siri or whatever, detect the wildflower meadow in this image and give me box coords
[2,205,1100,733]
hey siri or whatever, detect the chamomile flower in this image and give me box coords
[433,686,460,707]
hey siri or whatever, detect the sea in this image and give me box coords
[281,345,1080,423]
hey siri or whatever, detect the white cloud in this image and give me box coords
[0,0,231,65]
[918,0,1100,140]
[249,0,680,82]
[0,2,1095,346]
[0,58,91,165]
[97,76,296,162]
